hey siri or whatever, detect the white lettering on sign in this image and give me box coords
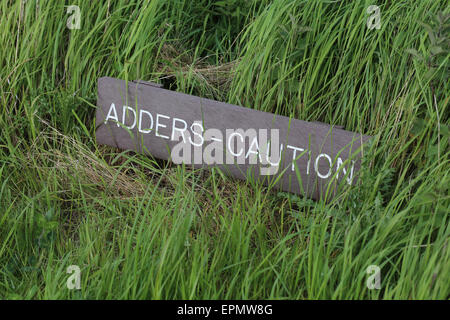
[103,104,356,182]
[138,109,153,133]
[155,113,170,139]
[105,103,119,126]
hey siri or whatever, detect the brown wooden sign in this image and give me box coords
[95,77,371,200]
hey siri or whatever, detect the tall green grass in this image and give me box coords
[0,0,448,299]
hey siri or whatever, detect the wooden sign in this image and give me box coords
[96,77,371,200]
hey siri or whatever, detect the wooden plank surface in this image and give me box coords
[96,77,371,200]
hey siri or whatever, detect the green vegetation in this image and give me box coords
[0,0,448,299]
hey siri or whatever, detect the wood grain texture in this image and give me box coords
[96,77,371,200]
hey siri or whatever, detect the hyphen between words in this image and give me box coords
[104,103,356,181]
